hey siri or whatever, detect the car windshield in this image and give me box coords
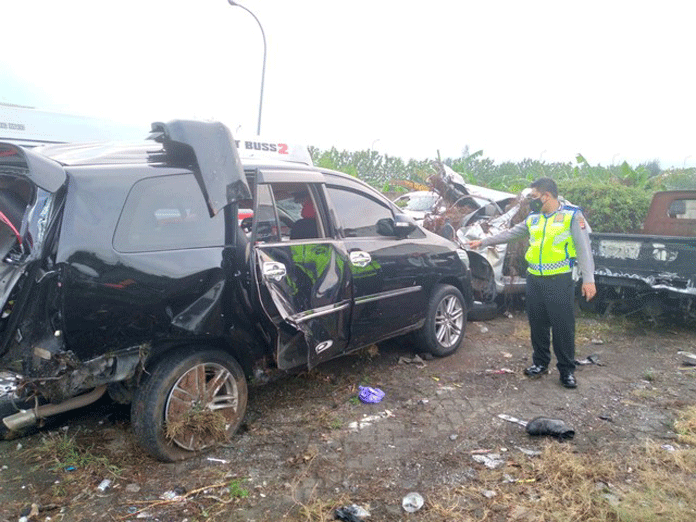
[402,194,438,211]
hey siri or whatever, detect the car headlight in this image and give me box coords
[456,249,470,270]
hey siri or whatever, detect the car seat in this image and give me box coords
[290,197,318,240]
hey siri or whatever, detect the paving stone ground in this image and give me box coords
[1,312,695,521]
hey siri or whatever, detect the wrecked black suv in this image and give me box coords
[0,121,473,461]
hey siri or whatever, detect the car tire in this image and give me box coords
[131,349,248,462]
[418,284,467,357]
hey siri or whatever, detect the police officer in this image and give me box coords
[468,178,596,388]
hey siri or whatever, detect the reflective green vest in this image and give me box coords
[525,207,577,276]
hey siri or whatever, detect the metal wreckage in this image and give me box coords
[414,163,696,323]
[417,162,531,311]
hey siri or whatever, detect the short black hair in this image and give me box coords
[530,177,558,198]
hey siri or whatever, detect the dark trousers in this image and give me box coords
[525,272,575,375]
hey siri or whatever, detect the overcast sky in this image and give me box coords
[2,0,695,167]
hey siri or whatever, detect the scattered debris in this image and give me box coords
[207,457,229,464]
[678,351,696,366]
[516,446,542,457]
[398,355,426,368]
[499,413,575,440]
[402,492,424,513]
[125,482,230,519]
[486,368,515,375]
[591,339,605,345]
[498,414,528,427]
[661,444,676,452]
[19,504,39,521]
[470,448,493,454]
[160,486,187,501]
[125,483,141,493]
[348,410,394,431]
[598,415,613,422]
[165,407,227,445]
[481,489,497,498]
[575,354,603,366]
[525,417,575,440]
[358,386,385,404]
[504,311,514,319]
[97,479,112,492]
[478,325,489,333]
[334,504,370,521]
[450,434,459,441]
[472,453,505,469]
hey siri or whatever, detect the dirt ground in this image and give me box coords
[1,308,695,522]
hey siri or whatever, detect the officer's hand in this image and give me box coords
[582,282,597,301]
[467,240,483,249]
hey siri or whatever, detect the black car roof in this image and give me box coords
[32,137,374,197]
[35,141,315,172]
[37,141,173,167]
[35,141,353,178]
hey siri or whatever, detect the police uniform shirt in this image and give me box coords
[478,206,595,283]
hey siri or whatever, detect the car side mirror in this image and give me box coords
[376,218,396,236]
[392,214,417,238]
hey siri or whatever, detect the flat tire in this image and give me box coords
[131,349,247,462]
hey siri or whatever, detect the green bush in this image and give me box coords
[557,179,652,233]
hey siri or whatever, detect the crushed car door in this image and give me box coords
[251,177,352,370]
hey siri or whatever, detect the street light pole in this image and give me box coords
[228,1,266,135]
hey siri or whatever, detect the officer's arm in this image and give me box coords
[571,211,595,283]
[480,221,530,247]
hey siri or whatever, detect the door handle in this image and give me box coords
[349,251,372,268]
[262,261,286,281]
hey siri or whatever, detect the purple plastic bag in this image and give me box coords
[358,386,385,403]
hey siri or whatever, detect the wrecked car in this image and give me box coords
[414,163,526,312]
[588,190,696,321]
[0,120,473,461]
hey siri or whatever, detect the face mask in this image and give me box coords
[529,197,543,213]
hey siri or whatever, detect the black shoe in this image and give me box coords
[560,373,577,388]
[524,365,548,378]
